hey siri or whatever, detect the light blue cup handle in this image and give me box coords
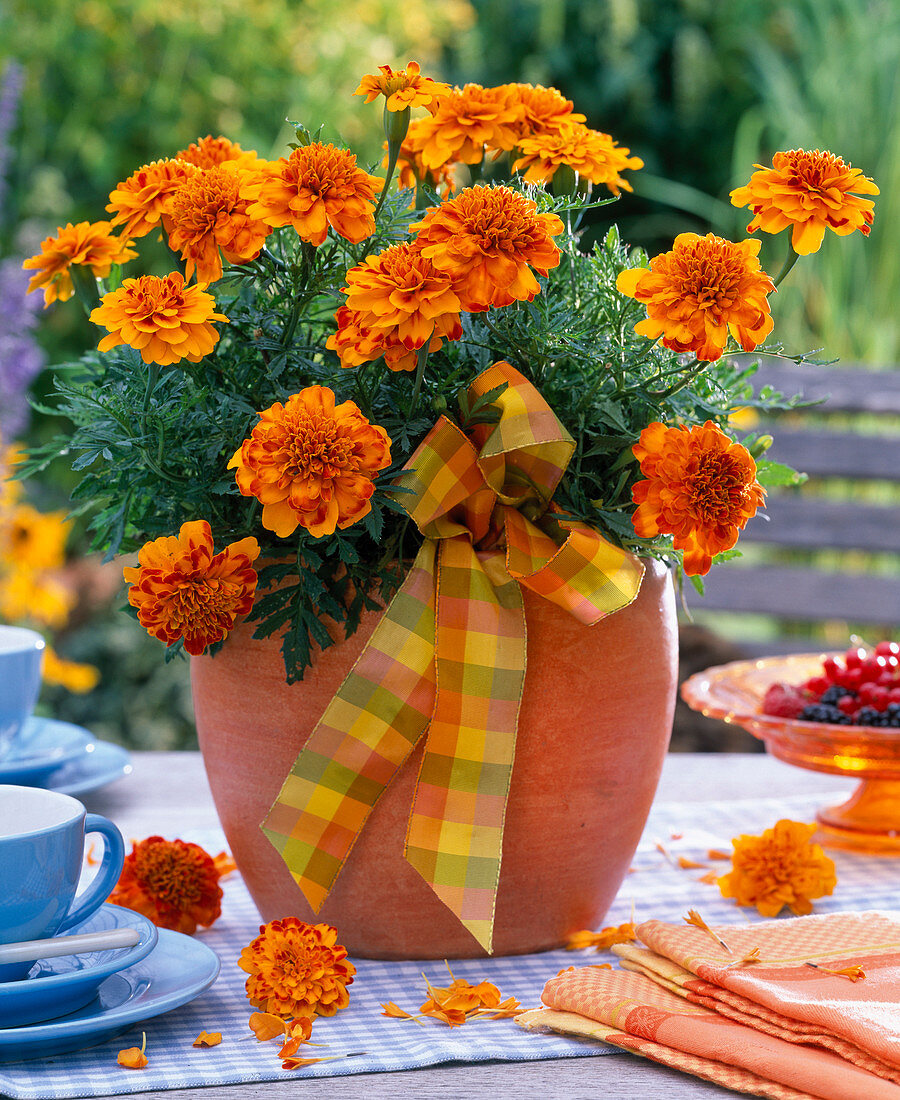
[57,813,126,932]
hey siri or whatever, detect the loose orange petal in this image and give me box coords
[670,832,684,840]
[724,947,762,969]
[380,1001,417,1020]
[281,1056,324,1070]
[249,1012,288,1041]
[707,849,731,860]
[677,856,708,870]
[118,1032,148,1069]
[566,922,636,952]
[85,841,100,867]
[697,871,719,885]
[684,909,733,954]
[213,851,237,878]
[192,1031,222,1048]
[805,962,866,981]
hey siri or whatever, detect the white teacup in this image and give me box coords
[0,626,45,762]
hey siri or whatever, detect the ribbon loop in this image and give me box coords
[262,361,645,952]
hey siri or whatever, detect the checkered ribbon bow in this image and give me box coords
[262,361,644,951]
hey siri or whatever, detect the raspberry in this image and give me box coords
[762,683,808,719]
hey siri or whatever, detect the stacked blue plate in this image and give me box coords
[0,717,132,795]
[0,905,220,1060]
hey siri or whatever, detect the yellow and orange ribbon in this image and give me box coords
[262,362,644,951]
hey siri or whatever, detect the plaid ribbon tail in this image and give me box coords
[405,539,526,954]
[261,541,438,913]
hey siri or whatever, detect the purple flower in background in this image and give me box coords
[0,61,23,218]
[0,258,45,440]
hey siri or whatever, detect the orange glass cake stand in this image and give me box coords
[681,654,900,855]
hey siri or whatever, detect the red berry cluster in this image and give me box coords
[762,642,900,726]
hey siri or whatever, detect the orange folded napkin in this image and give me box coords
[517,912,900,1100]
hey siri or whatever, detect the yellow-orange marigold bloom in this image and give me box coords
[106,159,199,239]
[241,144,382,247]
[413,84,521,168]
[354,60,450,113]
[239,918,356,1020]
[90,272,228,366]
[631,420,765,576]
[388,119,457,197]
[174,134,261,171]
[503,82,586,140]
[730,148,879,255]
[166,165,271,284]
[328,242,463,370]
[412,185,563,311]
[327,306,449,373]
[123,519,259,655]
[23,222,137,307]
[107,836,226,933]
[514,123,643,194]
[616,232,775,362]
[229,387,392,538]
[717,819,837,917]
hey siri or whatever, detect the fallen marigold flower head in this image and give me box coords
[229,386,392,538]
[23,221,137,307]
[411,185,563,312]
[107,835,228,933]
[730,148,878,255]
[106,158,200,239]
[514,123,643,195]
[717,819,837,917]
[242,143,383,247]
[616,232,775,362]
[239,918,356,1020]
[631,420,766,577]
[354,61,450,114]
[123,519,259,655]
[90,272,228,366]
[117,1032,148,1069]
[166,165,272,285]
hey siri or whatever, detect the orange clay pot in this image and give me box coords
[191,558,677,958]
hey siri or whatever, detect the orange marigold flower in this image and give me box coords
[241,143,383,247]
[228,387,392,538]
[107,835,228,933]
[388,119,457,196]
[90,272,228,366]
[413,83,521,168]
[123,519,260,655]
[631,420,766,577]
[411,185,563,311]
[616,232,775,362]
[23,221,137,307]
[503,82,586,140]
[514,123,643,195]
[327,242,463,370]
[327,306,453,373]
[717,819,837,917]
[174,134,261,171]
[166,165,271,284]
[106,158,199,239]
[730,148,879,255]
[354,60,450,113]
[239,918,356,1020]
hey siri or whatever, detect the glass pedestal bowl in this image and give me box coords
[681,653,900,855]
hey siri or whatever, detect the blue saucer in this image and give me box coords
[46,740,132,797]
[0,928,219,1061]
[0,718,93,785]
[0,905,158,1028]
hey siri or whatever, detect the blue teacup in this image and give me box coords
[0,785,125,981]
[0,626,45,762]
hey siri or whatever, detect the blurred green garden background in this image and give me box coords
[1,0,897,749]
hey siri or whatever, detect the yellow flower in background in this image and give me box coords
[0,502,69,573]
[0,568,73,629]
[717,819,836,917]
[90,273,228,366]
[22,221,137,307]
[616,232,775,362]
[513,123,643,194]
[41,647,100,693]
[106,158,200,240]
[354,61,450,113]
[730,148,879,255]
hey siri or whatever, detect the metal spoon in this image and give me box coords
[0,927,142,966]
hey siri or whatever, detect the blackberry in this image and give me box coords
[800,703,849,725]
[820,684,855,705]
[855,706,883,726]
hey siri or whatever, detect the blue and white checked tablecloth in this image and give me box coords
[2,789,898,1099]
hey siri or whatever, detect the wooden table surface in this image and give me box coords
[34,751,855,1100]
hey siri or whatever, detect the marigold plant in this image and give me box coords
[21,60,875,674]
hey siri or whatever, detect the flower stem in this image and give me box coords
[407,342,430,421]
[373,137,402,223]
[773,244,800,289]
[654,357,707,399]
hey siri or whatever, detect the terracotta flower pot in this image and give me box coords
[191,558,677,958]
